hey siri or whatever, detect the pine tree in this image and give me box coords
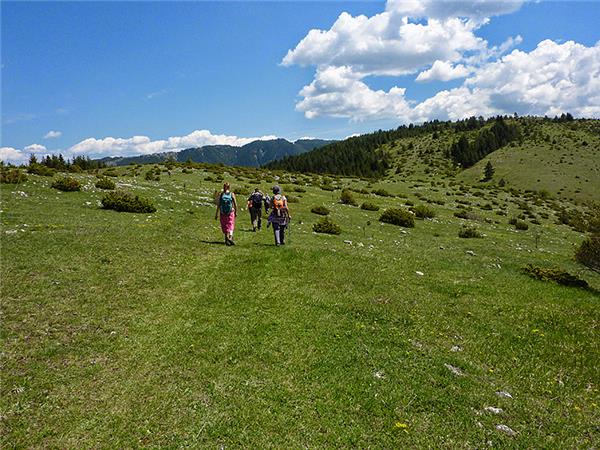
[484,160,495,181]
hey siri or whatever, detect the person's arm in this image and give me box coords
[284,197,291,219]
[232,193,238,216]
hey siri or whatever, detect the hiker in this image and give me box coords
[247,188,264,231]
[267,185,290,246]
[215,182,238,245]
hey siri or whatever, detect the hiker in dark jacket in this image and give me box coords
[267,185,290,246]
[247,188,264,231]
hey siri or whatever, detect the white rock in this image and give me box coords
[450,345,462,352]
[357,242,364,247]
[373,370,385,379]
[496,391,513,399]
[416,271,424,276]
[484,406,503,414]
[343,240,353,245]
[444,363,463,376]
[495,424,517,437]
[466,250,476,256]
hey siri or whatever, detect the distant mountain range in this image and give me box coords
[97,138,335,167]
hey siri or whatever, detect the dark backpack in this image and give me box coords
[220,192,233,214]
[250,192,263,209]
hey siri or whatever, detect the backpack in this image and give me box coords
[272,194,287,216]
[220,192,233,215]
[250,192,263,208]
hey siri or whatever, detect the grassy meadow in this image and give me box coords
[1,162,599,447]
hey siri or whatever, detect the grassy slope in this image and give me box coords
[385,119,600,202]
[459,120,600,202]
[2,167,599,448]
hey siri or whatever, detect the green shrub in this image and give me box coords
[103,169,119,177]
[0,169,27,184]
[234,187,250,196]
[458,225,483,238]
[292,186,306,193]
[51,176,81,192]
[410,204,436,219]
[287,195,300,203]
[360,202,379,211]
[27,164,55,177]
[145,170,159,181]
[313,217,342,235]
[455,209,481,221]
[320,184,335,191]
[311,205,330,216]
[379,208,415,228]
[372,188,392,197]
[575,235,600,272]
[523,265,588,289]
[340,189,358,206]
[95,177,116,190]
[101,190,156,213]
[515,220,529,231]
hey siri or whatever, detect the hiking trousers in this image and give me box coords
[250,206,262,230]
[272,222,286,245]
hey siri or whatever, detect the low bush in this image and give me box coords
[287,195,300,203]
[311,205,330,215]
[101,190,156,213]
[379,208,414,228]
[320,185,335,191]
[340,189,358,206]
[51,176,81,192]
[515,220,529,231]
[360,202,379,211]
[455,209,481,221]
[95,177,116,190]
[145,170,160,181]
[523,264,589,289]
[458,225,483,238]
[372,188,392,197]
[234,187,250,196]
[575,235,600,272]
[27,164,55,177]
[313,217,342,235]
[0,169,27,184]
[410,204,436,219]
[103,169,119,178]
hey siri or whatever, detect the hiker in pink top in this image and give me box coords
[214,182,238,246]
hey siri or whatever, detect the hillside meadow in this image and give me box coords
[1,162,599,448]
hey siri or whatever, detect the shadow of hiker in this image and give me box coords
[199,240,226,245]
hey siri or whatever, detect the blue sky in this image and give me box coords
[1,1,599,163]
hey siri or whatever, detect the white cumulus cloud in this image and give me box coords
[44,130,62,139]
[416,60,472,82]
[67,129,278,158]
[0,147,29,165]
[386,0,524,21]
[282,12,485,77]
[24,144,48,153]
[284,0,599,122]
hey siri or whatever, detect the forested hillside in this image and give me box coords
[98,138,333,167]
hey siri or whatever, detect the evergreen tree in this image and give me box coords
[484,161,495,181]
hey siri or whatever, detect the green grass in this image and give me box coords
[2,167,599,447]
